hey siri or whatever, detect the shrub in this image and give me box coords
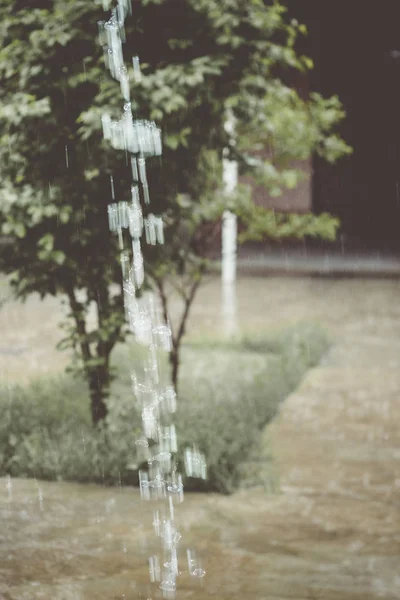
[0,322,328,492]
[0,376,140,484]
[176,322,329,493]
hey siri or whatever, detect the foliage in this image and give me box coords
[0,376,137,483]
[232,184,340,243]
[177,322,329,492]
[0,323,329,492]
[0,0,349,418]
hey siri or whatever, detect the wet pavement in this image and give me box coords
[1,276,400,599]
[237,246,400,276]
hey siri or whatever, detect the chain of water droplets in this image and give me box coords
[97,1,206,597]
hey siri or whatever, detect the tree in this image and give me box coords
[0,0,126,424]
[0,0,350,420]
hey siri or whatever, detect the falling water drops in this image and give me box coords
[97,2,206,596]
[187,549,206,578]
[132,55,142,82]
[110,174,115,200]
[35,481,44,512]
[6,474,12,501]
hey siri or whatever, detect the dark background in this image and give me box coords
[286,0,400,250]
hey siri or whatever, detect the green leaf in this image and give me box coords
[52,250,66,265]
[38,233,54,252]
[14,222,26,238]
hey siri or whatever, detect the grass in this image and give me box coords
[0,322,329,493]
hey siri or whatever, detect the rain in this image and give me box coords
[1,0,400,599]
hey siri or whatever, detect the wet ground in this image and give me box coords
[1,276,400,598]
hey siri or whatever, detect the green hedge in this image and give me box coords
[0,322,328,493]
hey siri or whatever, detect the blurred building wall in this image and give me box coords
[240,158,312,214]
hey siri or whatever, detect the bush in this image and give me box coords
[0,322,329,492]
[176,322,329,493]
[0,376,140,484]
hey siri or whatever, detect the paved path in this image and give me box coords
[1,277,400,599]
[198,277,400,599]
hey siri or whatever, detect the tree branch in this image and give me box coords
[174,275,202,349]
[150,274,175,341]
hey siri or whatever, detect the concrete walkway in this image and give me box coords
[192,277,400,599]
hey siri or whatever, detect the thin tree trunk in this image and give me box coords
[65,283,114,425]
[88,361,110,424]
[169,344,180,391]
[164,278,202,390]
[65,284,91,365]
[151,273,203,391]
[91,285,116,424]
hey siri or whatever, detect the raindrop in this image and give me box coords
[35,482,44,512]
[152,510,161,535]
[138,157,147,184]
[142,184,150,205]
[184,447,207,479]
[5,474,12,501]
[187,549,206,578]
[98,21,107,45]
[132,55,142,82]
[102,114,112,140]
[192,568,206,578]
[110,174,115,200]
[168,496,174,520]
[149,555,161,582]
[152,324,172,351]
[131,157,139,181]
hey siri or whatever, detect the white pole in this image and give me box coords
[221,112,238,335]
[221,162,238,284]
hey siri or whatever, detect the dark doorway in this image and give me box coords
[285,1,400,250]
